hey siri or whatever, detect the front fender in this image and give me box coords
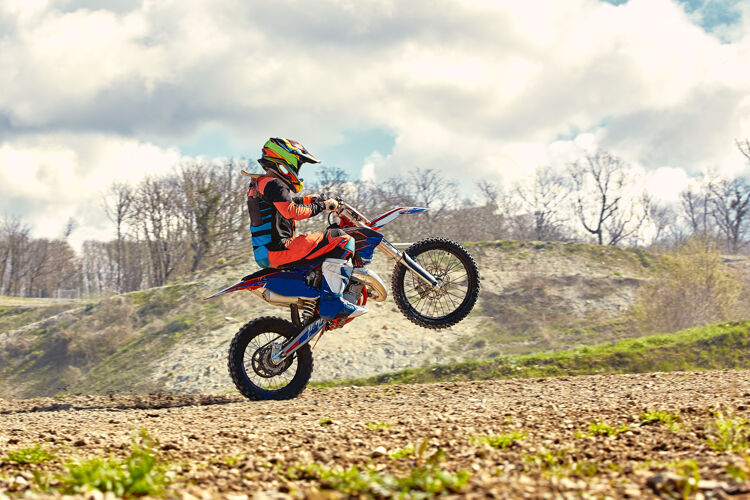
[368,207,428,229]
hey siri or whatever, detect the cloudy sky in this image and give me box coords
[1,0,749,247]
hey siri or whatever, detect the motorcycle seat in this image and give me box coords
[241,259,322,282]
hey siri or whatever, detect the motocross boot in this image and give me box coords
[319,258,368,320]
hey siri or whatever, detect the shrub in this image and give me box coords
[632,237,742,334]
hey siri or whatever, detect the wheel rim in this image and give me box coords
[403,248,471,319]
[243,332,298,391]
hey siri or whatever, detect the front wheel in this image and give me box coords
[392,238,480,329]
[228,317,313,401]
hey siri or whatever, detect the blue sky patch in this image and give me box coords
[601,0,743,33]
[316,128,396,180]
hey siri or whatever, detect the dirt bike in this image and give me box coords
[206,200,480,400]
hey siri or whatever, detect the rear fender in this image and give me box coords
[204,278,265,300]
[204,266,319,301]
[368,207,428,230]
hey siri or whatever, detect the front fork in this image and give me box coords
[272,318,326,362]
[376,240,439,288]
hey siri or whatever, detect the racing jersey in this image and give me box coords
[247,175,324,252]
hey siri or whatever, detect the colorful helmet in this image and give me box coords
[259,138,320,193]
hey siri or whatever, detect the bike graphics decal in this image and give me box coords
[368,207,428,229]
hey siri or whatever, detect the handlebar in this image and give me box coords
[332,200,371,227]
[325,199,339,211]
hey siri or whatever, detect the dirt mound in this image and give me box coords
[2,370,749,498]
[2,241,663,399]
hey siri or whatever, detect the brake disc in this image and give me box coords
[251,344,292,378]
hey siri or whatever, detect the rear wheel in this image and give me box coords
[392,238,480,329]
[228,317,313,401]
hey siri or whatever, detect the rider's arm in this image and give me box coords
[293,194,318,205]
[265,179,324,221]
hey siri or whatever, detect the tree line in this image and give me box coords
[1,140,748,298]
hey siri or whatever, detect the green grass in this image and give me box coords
[56,430,169,497]
[0,304,73,333]
[389,446,416,459]
[284,441,469,497]
[313,321,750,388]
[470,431,527,449]
[577,420,629,438]
[2,444,56,464]
[640,410,681,431]
[726,455,750,482]
[666,460,701,499]
[706,411,749,452]
[285,462,470,497]
[522,448,601,477]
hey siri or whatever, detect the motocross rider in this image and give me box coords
[246,138,367,320]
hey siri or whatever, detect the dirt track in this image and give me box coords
[2,370,750,499]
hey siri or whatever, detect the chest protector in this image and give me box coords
[246,177,274,268]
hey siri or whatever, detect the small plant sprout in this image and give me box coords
[726,455,750,483]
[470,431,527,449]
[640,410,681,431]
[366,422,394,430]
[669,460,700,500]
[389,445,415,460]
[56,429,169,497]
[318,417,334,426]
[2,445,56,465]
[706,411,749,453]
[576,420,629,438]
[284,443,470,497]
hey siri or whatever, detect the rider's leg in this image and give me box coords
[317,233,367,320]
[267,233,323,268]
[268,231,367,320]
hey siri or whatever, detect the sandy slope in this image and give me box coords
[2,370,749,498]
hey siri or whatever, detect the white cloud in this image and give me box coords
[0,134,181,248]
[1,0,749,240]
[645,166,691,203]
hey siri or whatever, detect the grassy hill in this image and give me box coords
[0,240,745,398]
[314,320,750,387]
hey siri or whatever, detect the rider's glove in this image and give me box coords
[310,198,326,215]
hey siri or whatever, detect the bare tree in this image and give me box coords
[569,151,649,246]
[134,177,185,287]
[25,238,51,296]
[476,180,500,208]
[737,138,750,163]
[472,180,509,240]
[680,180,713,237]
[62,217,77,239]
[647,202,679,247]
[313,166,350,199]
[179,162,224,272]
[103,182,134,293]
[516,166,571,241]
[0,215,31,295]
[708,176,750,253]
